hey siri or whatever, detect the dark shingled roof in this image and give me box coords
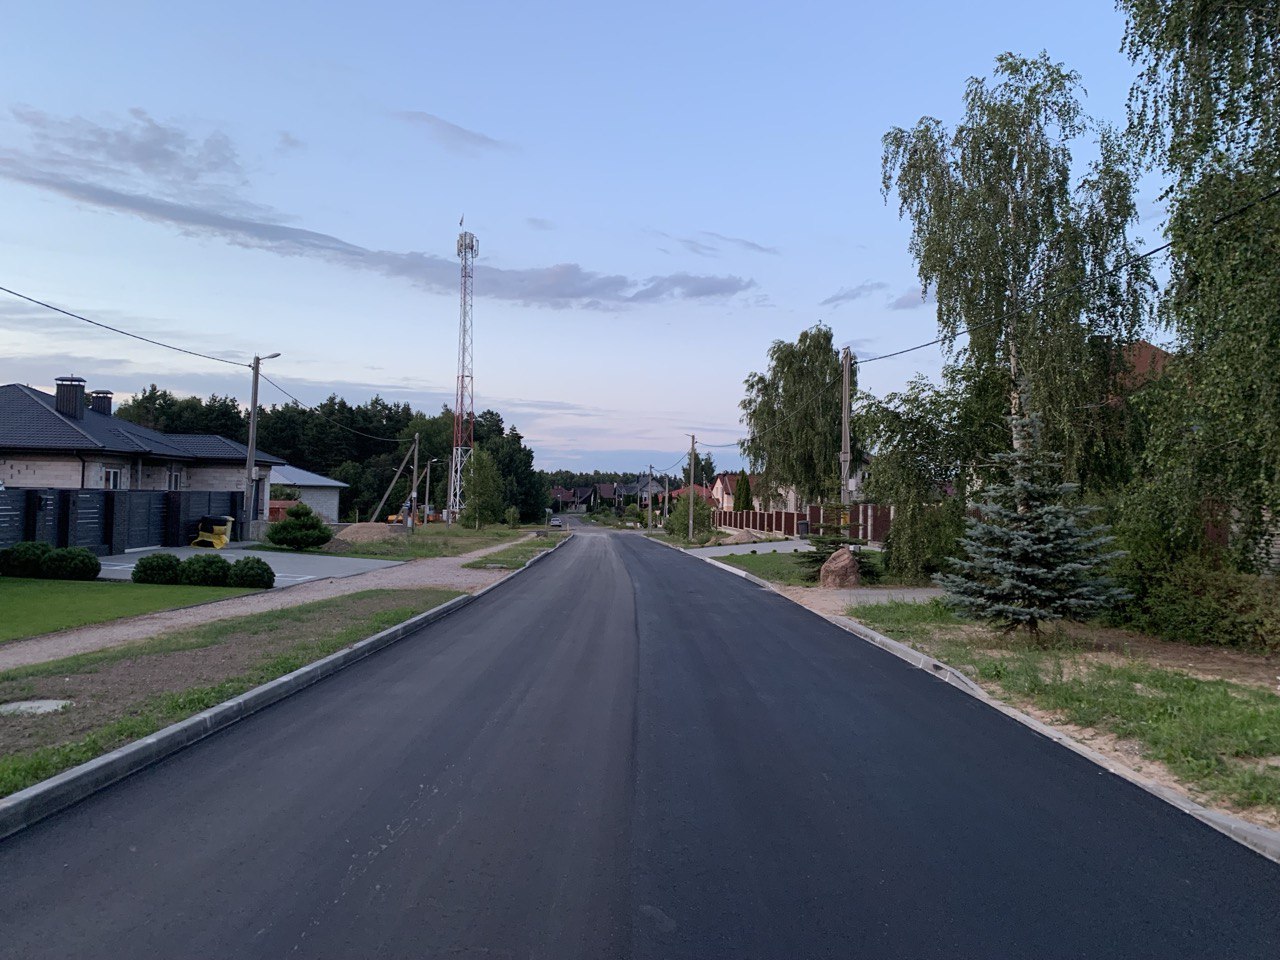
[0,383,283,464]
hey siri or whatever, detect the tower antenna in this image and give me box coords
[446,226,478,523]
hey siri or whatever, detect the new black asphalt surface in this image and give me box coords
[2,530,1278,958]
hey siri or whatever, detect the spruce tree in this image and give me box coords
[736,469,754,512]
[935,416,1126,634]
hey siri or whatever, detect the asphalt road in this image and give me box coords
[2,530,1278,958]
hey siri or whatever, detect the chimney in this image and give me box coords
[89,390,114,416]
[54,376,87,419]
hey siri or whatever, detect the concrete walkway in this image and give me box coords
[97,545,401,588]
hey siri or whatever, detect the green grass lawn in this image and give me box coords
[0,588,460,798]
[461,534,566,570]
[255,524,529,560]
[718,551,815,585]
[0,579,258,644]
[853,600,1280,814]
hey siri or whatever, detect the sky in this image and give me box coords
[0,1,1165,473]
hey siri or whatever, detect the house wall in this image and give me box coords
[300,487,341,523]
[0,456,83,489]
[187,464,266,517]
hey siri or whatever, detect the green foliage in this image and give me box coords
[666,493,713,542]
[735,469,754,511]
[459,448,505,529]
[266,502,334,550]
[740,323,853,505]
[1119,1,1280,566]
[40,547,101,581]
[503,506,521,527]
[178,553,232,587]
[881,498,965,584]
[936,417,1127,633]
[131,553,183,585]
[228,556,275,589]
[0,541,53,578]
[795,537,881,584]
[882,52,1152,484]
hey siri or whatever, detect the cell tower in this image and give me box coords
[446,226,478,522]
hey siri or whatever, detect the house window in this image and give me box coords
[167,468,182,491]
[103,468,122,490]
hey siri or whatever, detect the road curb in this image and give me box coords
[695,552,1280,866]
[0,533,574,843]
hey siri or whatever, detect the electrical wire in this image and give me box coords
[0,284,251,368]
[259,373,410,444]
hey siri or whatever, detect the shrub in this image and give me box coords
[0,541,53,578]
[40,547,101,581]
[266,502,333,551]
[131,552,183,584]
[504,506,521,527]
[228,556,275,589]
[1128,557,1280,652]
[178,553,232,587]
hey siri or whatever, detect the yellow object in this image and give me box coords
[191,515,235,548]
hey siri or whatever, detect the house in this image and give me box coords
[0,376,283,551]
[668,483,716,505]
[710,472,763,511]
[550,486,574,511]
[269,464,348,523]
[593,482,618,508]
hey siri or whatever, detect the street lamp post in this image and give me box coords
[243,352,280,532]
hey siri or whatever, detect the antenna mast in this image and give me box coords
[446,225,478,523]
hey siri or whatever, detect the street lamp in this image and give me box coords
[243,352,280,532]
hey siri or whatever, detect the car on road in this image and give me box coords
[549,516,563,528]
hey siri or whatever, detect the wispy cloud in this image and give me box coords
[888,286,937,310]
[701,231,779,255]
[0,109,755,310]
[395,111,511,153]
[277,131,304,152]
[679,237,719,258]
[526,217,554,230]
[820,281,888,307]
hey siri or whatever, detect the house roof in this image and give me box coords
[670,483,716,503]
[595,482,617,499]
[0,383,283,464]
[271,464,348,488]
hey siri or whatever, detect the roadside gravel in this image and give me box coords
[0,541,519,671]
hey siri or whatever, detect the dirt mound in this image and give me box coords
[722,530,759,545]
[333,522,399,544]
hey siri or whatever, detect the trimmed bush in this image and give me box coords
[178,553,232,587]
[131,552,183,585]
[504,506,521,527]
[266,502,333,551]
[40,547,101,581]
[0,541,54,579]
[1130,559,1280,652]
[228,556,275,589]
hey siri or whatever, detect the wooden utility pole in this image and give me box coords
[647,464,653,529]
[408,433,420,531]
[839,346,852,507]
[687,435,696,541]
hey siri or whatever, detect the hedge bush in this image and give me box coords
[40,547,101,581]
[1128,559,1280,652]
[178,553,232,587]
[0,541,53,578]
[266,502,333,551]
[131,553,183,585]
[228,556,275,589]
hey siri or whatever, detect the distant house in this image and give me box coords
[710,472,763,511]
[668,483,716,505]
[0,377,282,516]
[269,464,348,523]
[550,486,574,511]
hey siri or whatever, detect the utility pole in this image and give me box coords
[687,434,696,541]
[408,433,420,531]
[423,457,438,519]
[663,475,669,523]
[243,351,280,532]
[647,464,653,529]
[839,345,852,507]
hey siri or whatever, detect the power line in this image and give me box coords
[0,284,251,368]
[258,373,409,444]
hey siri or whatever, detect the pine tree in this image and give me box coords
[935,416,1126,634]
[735,469,754,512]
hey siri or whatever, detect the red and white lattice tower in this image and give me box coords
[446,228,478,523]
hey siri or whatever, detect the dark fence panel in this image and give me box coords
[66,490,110,555]
[0,489,29,549]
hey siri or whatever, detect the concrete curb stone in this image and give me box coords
[694,551,1280,866]
[0,533,573,842]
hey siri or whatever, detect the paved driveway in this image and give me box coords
[96,545,400,587]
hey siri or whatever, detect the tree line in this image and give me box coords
[116,387,548,524]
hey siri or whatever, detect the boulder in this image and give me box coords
[819,546,861,588]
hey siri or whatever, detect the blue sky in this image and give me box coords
[0,1,1161,472]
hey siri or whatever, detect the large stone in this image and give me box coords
[819,546,861,588]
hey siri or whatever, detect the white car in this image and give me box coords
[549,516,563,528]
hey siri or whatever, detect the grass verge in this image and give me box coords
[0,587,460,799]
[254,524,528,560]
[0,579,258,645]
[461,534,566,569]
[851,600,1280,816]
[718,551,815,585]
